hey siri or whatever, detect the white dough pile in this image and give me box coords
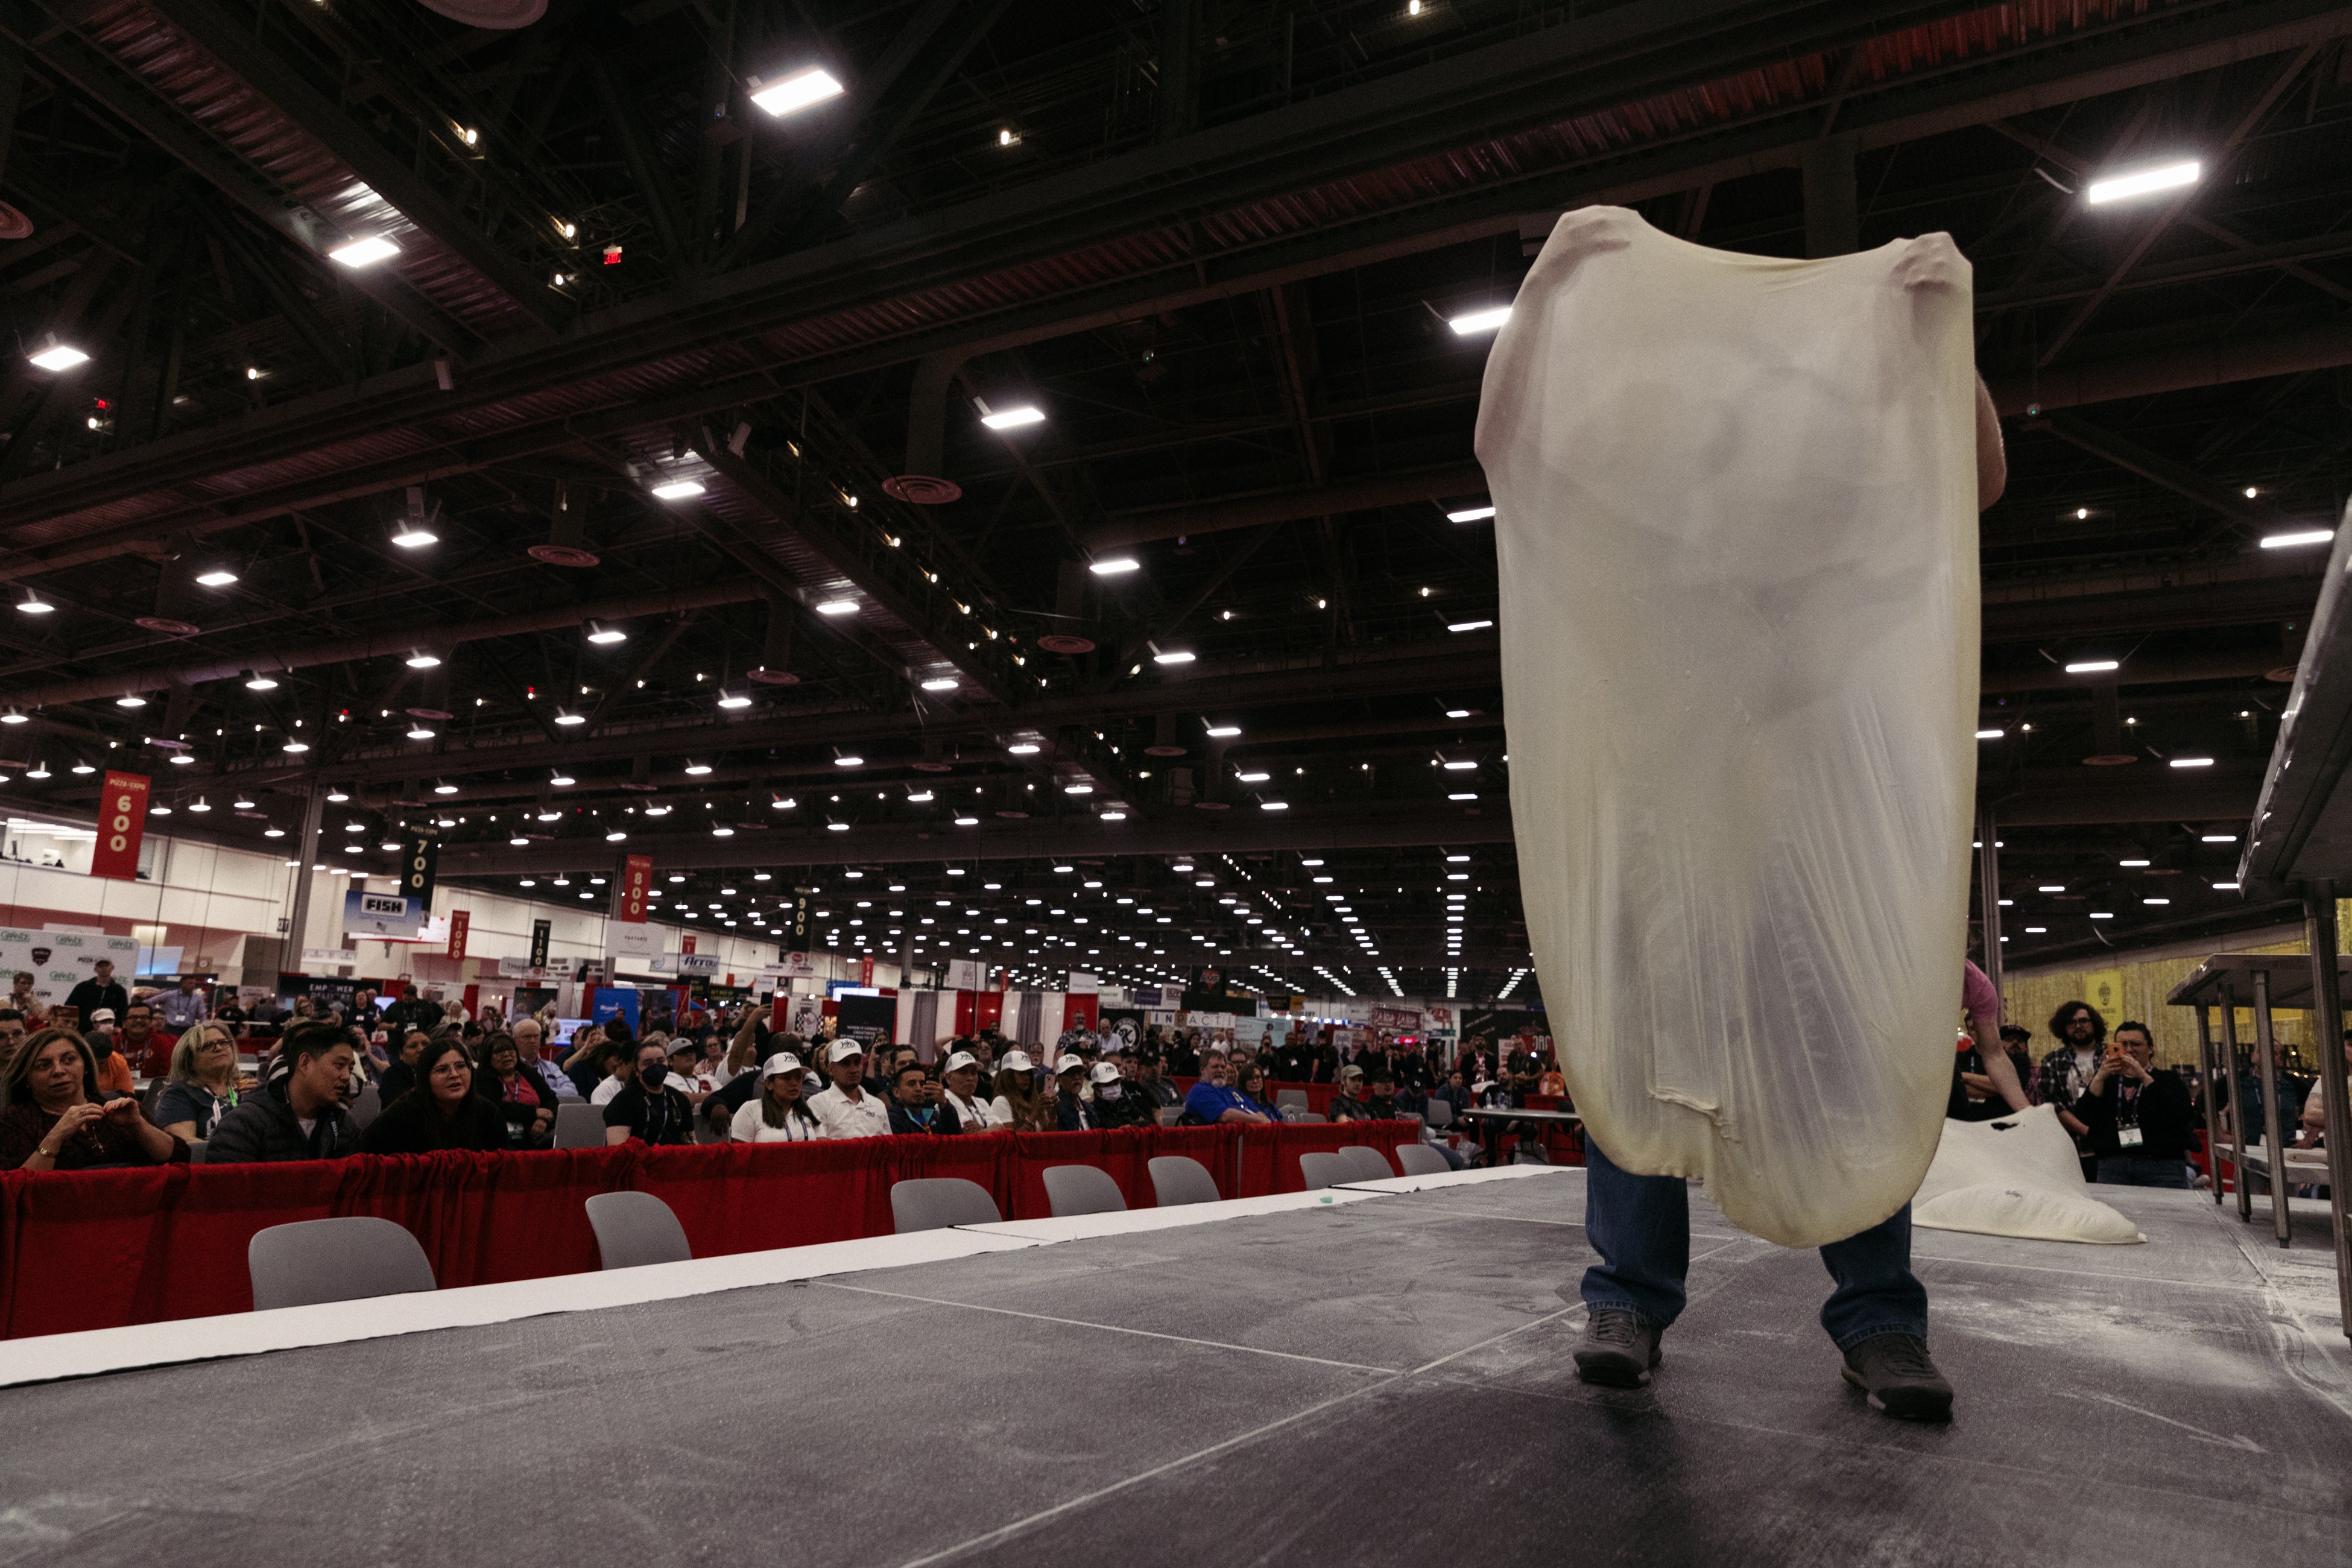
[1912,1105,2145,1245]
[1476,207,1979,1249]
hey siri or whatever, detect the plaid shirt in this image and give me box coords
[2036,1047,2101,1142]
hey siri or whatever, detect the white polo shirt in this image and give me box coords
[809,1083,892,1140]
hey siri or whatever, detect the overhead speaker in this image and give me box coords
[883,475,961,505]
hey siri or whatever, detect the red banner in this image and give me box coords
[89,771,150,881]
[681,934,697,955]
[444,909,470,961]
[617,854,652,922]
[859,955,875,987]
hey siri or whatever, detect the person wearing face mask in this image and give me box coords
[1089,1059,1154,1130]
[359,1037,510,1155]
[602,1042,697,1146]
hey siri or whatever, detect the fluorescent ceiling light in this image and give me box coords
[750,68,845,118]
[2084,160,2199,206]
[1974,728,2003,740]
[405,652,441,668]
[716,693,751,709]
[16,593,53,615]
[815,599,858,616]
[2119,858,2150,867]
[1260,801,1289,811]
[2063,659,2119,674]
[1063,783,1093,795]
[2213,881,2241,891]
[981,406,1046,430]
[1448,306,1511,335]
[650,479,706,501]
[1446,505,1496,523]
[551,771,575,785]
[1153,650,1196,664]
[194,569,239,587]
[2038,884,2065,892]
[327,235,401,268]
[834,754,864,767]
[282,741,310,753]
[553,712,585,727]
[1447,619,1494,633]
[406,726,435,741]
[28,343,89,372]
[2168,757,2214,768]
[390,526,437,548]
[2259,530,2333,549]
[920,678,958,691]
[1007,742,1040,755]
[1204,724,1241,738]
[115,695,147,709]
[1236,770,1270,783]
[1441,759,1476,770]
[683,762,712,776]
[585,622,627,643]
[2201,833,2237,843]
[1089,557,1139,575]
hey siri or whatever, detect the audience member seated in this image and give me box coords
[1137,1051,1181,1111]
[988,1049,1054,1131]
[511,1018,574,1093]
[561,1023,613,1099]
[479,1033,557,1148]
[887,1060,943,1135]
[1091,1060,1154,1128]
[938,1050,999,1131]
[378,1028,430,1105]
[200,1024,358,1161]
[116,1001,175,1078]
[1230,1061,1286,1123]
[80,1011,136,1098]
[157,1022,250,1140]
[360,1037,511,1155]
[1327,1064,1380,1121]
[0,1027,188,1170]
[602,1040,698,1146]
[705,1031,794,1137]
[1050,1055,1101,1130]
[2073,1020,2194,1187]
[0,1008,27,1057]
[810,1040,891,1140]
[1183,1052,1273,1126]
[732,1052,820,1142]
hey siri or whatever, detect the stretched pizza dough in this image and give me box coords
[1476,207,1979,1248]
[1912,1106,2145,1245]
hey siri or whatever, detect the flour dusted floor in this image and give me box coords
[0,1172,2341,1567]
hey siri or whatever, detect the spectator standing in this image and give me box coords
[602,1041,697,1146]
[157,975,210,1032]
[157,1022,248,1140]
[361,1038,510,1155]
[62,959,128,1031]
[478,1034,557,1148]
[205,1023,361,1163]
[1183,1054,1272,1126]
[2037,1001,2108,1177]
[988,1050,1055,1131]
[0,1028,186,1170]
[939,1051,1000,1132]
[2073,1021,2195,1187]
[731,1052,820,1143]
[380,985,437,1034]
[809,1040,891,1140]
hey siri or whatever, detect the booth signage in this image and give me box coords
[343,890,423,939]
[616,855,653,922]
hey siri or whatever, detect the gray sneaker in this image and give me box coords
[1574,1309,1663,1388]
[1841,1333,1953,1421]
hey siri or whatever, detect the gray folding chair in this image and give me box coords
[891,1177,1002,1233]
[248,1217,436,1312]
[1154,1107,1182,1127]
[1298,1152,1355,1190]
[585,1191,692,1269]
[1042,1163,1127,1218]
[554,1102,607,1149]
[1147,1155,1222,1207]
[1423,1099,1455,1128]
[348,1083,381,1130]
[1288,1111,1326,1124]
[1341,1145,1396,1181]
[1275,1089,1310,1114]
[186,1139,207,1165]
[1396,1143,1452,1177]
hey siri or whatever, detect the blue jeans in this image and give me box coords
[1579,1138,1927,1351]
[2096,1154,2189,1188]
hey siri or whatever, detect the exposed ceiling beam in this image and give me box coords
[1086,464,1488,552]
[2025,412,2296,538]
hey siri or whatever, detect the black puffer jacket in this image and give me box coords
[205,1078,361,1163]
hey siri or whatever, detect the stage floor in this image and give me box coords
[2,1170,2346,1567]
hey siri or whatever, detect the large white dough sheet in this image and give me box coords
[1475,207,1979,1248]
[1912,1105,2145,1245]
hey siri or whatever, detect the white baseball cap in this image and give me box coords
[1088,1061,1122,1085]
[826,1038,868,1063]
[89,1008,116,1024]
[1054,1054,1087,1075]
[760,1052,803,1076]
[941,1050,978,1073]
[997,1049,1035,1072]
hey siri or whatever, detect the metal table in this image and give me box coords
[2204,496,2352,1338]
[1456,1104,1584,1165]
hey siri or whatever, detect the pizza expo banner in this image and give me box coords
[0,929,141,1014]
[89,772,151,881]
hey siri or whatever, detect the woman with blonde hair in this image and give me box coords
[157,1020,250,1140]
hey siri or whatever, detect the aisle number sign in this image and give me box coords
[445,909,470,961]
[616,855,653,922]
[402,836,439,908]
[89,771,150,881]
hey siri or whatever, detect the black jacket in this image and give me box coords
[1092,1086,1156,1129]
[358,1090,511,1155]
[1054,1093,1103,1132]
[62,978,128,1026]
[601,1081,695,1145]
[206,1078,361,1163]
[888,1100,944,1136]
[2075,1070,2195,1162]
[376,1060,417,1105]
[480,1063,558,1146]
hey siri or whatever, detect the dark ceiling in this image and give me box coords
[1,0,2350,1004]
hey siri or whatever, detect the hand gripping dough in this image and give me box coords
[1476,208,1979,1248]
